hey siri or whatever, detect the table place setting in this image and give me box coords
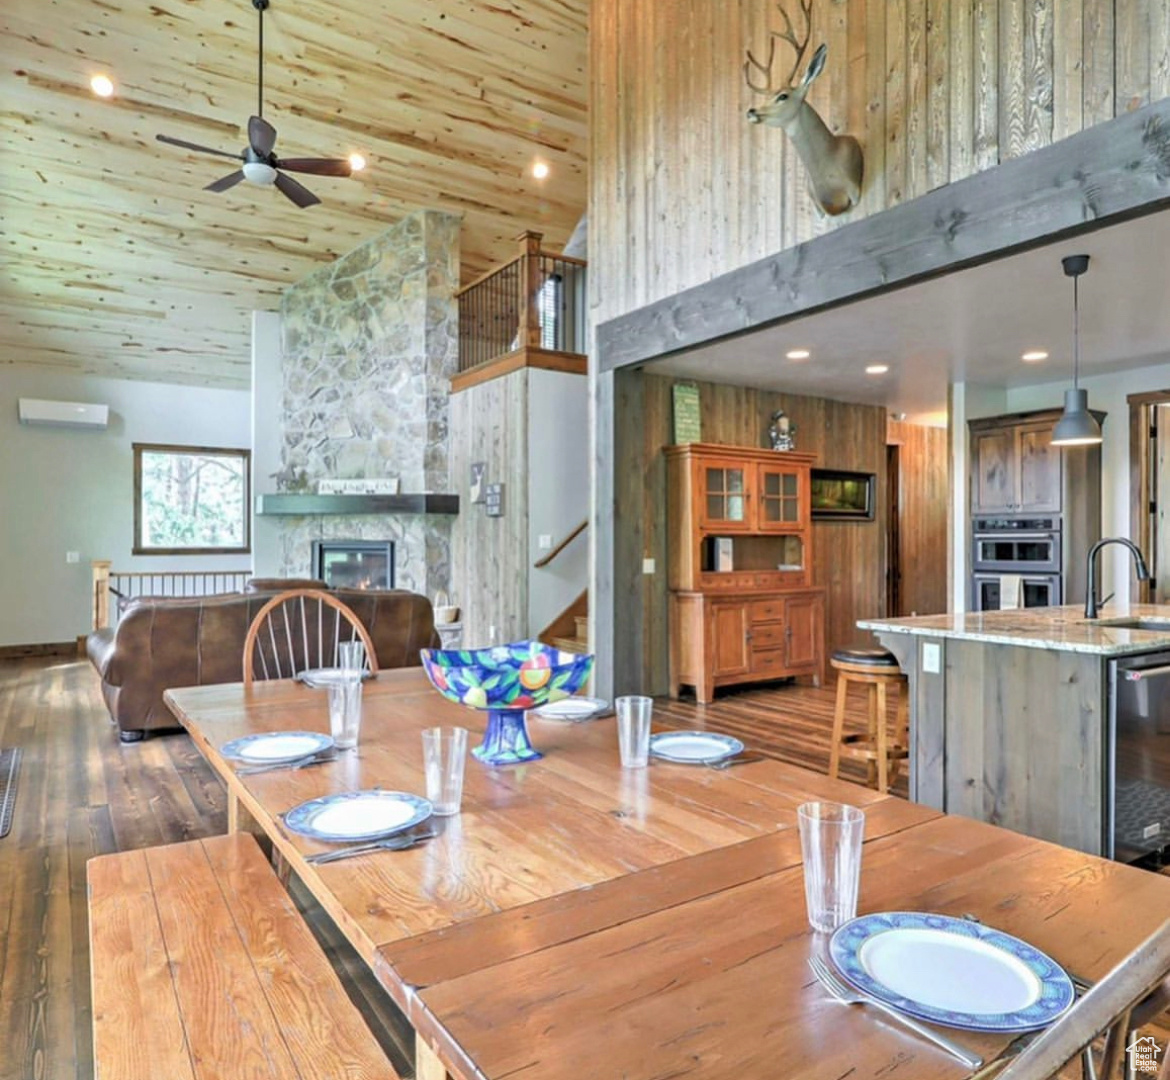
[797,799,1078,1076]
[221,730,338,775]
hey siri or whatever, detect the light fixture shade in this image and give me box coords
[1051,388,1102,446]
[242,161,278,187]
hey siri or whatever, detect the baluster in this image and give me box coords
[299,595,309,672]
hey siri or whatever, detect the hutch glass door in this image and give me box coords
[701,463,750,529]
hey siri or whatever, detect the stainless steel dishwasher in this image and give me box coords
[1109,651,1170,861]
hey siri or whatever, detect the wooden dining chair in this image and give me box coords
[996,917,1170,1080]
[242,589,379,687]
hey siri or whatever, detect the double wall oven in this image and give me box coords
[970,516,1062,611]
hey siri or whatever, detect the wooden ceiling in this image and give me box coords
[1,0,587,388]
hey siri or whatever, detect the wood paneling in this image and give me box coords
[589,0,1170,328]
[887,419,947,617]
[2,0,586,387]
[448,370,530,649]
[636,374,886,695]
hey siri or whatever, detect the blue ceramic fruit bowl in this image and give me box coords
[419,640,595,765]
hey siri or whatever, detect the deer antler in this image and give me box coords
[744,0,813,93]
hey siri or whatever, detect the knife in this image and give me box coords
[706,752,767,770]
[305,828,438,865]
[237,749,337,776]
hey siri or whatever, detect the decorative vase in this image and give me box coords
[420,640,595,766]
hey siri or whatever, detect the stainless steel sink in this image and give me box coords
[1096,618,1170,632]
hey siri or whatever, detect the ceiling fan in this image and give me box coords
[156,0,352,208]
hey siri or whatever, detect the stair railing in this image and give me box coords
[533,520,588,569]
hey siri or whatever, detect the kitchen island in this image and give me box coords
[858,605,1170,860]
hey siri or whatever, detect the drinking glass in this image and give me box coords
[338,640,366,672]
[616,695,653,768]
[422,727,469,816]
[797,801,865,933]
[327,674,363,750]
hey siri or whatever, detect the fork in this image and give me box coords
[237,750,337,776]
[807,954,983,1069]
[305,828,437,865]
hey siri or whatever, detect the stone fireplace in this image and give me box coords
[266,209,460,598]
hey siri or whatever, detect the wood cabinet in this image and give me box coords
[666,444,825,702]
[969,409,1105,607]
[970,413,1100,515]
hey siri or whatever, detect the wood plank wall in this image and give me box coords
[589,0,1170,327]
[636,374,887,695]
[888,418,949,617]
[448,371,531,649]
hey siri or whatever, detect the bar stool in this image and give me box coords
[828,646,909,794]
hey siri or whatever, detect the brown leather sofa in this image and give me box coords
[86,588,441,742]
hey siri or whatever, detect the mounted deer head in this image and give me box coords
[745,16,864,217]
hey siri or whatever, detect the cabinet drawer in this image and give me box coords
[751,599,785,624]
[700,572,758,591]
[750,648,788,676]
[749,623,787,649]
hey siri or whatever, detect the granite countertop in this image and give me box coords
[858,604,1170,656]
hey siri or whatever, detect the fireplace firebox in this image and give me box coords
[312,541,395,590]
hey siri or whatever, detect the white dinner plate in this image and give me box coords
[829,912,1075,1032]
[533,697,609,721]
[221,731,334,764]
[283,790,433,843]
[648,731,745,764]
[298,667,371,688]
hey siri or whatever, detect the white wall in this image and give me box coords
[251,310,283,577]
[527,369,590,634]
[1006,361,1170,602]
[0,365,252,646]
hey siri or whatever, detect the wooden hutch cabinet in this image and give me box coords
[665,444,826,703]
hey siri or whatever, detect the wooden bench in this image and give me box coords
[88,833,399,1080]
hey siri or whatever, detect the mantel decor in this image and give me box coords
[810,469,876,521]
[255,493,459,516]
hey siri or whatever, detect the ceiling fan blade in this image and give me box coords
[274,171,320,209]
[204,170,246,193]
[275,157,353,177]
[249,115,277,157]
[156,133,243,162]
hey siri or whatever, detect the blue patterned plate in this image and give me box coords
[221,731,333,764]
[648,732,745,764]
[829,912,1075,1032]
[283,789,432,843]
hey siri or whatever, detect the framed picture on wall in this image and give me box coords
[810,469,876,521]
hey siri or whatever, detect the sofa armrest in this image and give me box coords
[86,628,117,678]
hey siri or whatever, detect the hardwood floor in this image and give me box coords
[655,677,910,799]
[0,657,412,1080]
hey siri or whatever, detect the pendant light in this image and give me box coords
[1051,254,1103,446]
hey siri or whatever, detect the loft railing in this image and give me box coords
[91,560,252,631]
[455,230,587,373]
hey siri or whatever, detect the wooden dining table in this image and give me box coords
[165,669,1170,1080]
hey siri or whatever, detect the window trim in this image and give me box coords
[132,442,252,556]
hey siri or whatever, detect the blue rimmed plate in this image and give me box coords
[829,912,1075,1032]
[298,667,372,688]
[221,731,333,765]
[648,731,745,764]
[283,790,432,843]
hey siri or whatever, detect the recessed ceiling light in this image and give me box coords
[786,348,811,360]
[348,152,367,172]
[865,364,889,375]
[532,161,550,180]
[1021,349,1048,362]
[90,73,115,98]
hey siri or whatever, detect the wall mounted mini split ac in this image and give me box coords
[18,398,110,430]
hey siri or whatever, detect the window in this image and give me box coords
[133,443,251,555]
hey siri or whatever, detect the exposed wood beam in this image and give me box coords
[596,97,1170,374]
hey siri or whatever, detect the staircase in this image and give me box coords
[539,590,589,654]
